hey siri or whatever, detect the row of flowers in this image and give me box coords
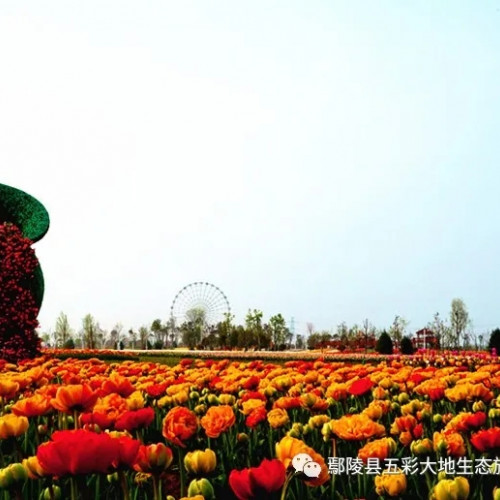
[0,352,499,498]
[44,347,497,365]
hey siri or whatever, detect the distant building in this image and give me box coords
[412,328,438,350]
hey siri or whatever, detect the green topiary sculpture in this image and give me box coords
[0,183,50,361]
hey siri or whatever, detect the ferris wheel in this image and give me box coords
[170,282,231,328]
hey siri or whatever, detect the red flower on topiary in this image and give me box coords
[0,223,41,362]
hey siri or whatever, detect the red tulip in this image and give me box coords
[36,430,120,476]
[348,378,374,397]
[471,427,500,453]
[115,407,155,432]
[229,459,286,500]
[112,435,141,469]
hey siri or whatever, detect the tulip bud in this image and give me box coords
[218,394,235,405]
[411,438,433,455]
[0,463,28,489]
[433,414,443,424]
[207,395,218,405]
[398,393,409,404]
[187,478,215,500]
[493,487,500,500]
[302,424,312,435]
[184,449,217,475]
[41,486,62,500]
[321,423,331,441]
[264,386,277,398]
[107,472,119,483]
[489,408,500,419]
[37,424,48,436]
[194,404,207,415]
[472,401,486,412]
[189,391,200,401]
[391,402,400,412]
[437,471,447,481]
[237,433,249,443]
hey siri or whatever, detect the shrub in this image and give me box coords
[376,330,393,355]
[400,336,414,355]
[489,328,500,353]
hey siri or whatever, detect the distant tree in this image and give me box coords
[488,328,500,353]
[427,312,450,349]
[335,322,348,339]
[348,324,360,343]
[63,337,75,349]
[376,330,393,355]
[269,313,289,350]
[138,326,151,350]
[307,333,322,350]
[109,323,123,349]
[389,316,408,345]
[151,319,168,348]
[54,312,73,348]
[40,332,51,347]
[81,314,98,349]
[215,313,234,348]
[450,298,469,348]
[295,334,304,349]
[306,322,315,336]
[180,321,202,349]
[245,309,264,349]
[128,329,137,349]
[400,336,414,355]
[307,331,332,350]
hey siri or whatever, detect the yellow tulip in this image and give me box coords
[431,477,470,500]
[374,470,407,497]
[184,449,217,475]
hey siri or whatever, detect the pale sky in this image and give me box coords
[1,2,499,337]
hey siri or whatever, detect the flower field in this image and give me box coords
[0,352,499,499]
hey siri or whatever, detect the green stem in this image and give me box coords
[178,449,186,498]
[70,477,78,500]
[119,471,130,500]
[153,475,160,500]
[280,471,296,500]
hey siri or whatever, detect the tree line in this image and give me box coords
[40,298,500,352]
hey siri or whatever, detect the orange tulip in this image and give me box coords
[11,394,53,417]
[329,414,385,441]
[0,378,20,400]
[275,436,329,487]
[162,406,198,447]
[358,437,397,463]
[0,414,29,439]
[51,384,98,413]
[22,456,47,479]
[267,408,289,429]
[201,405,236,439]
